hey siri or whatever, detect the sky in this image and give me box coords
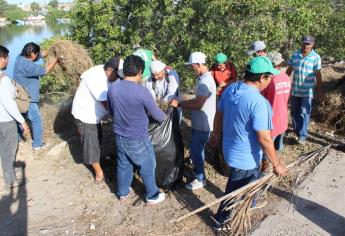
[7,0,72,4]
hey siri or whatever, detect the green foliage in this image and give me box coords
[46,6,68,23]
[5,7,27,22]
[40,74,73,94]
[318,4,345,61]
[48,0,59,9]
[31,2,41,16]
[69,0,345,88]
[0,0,28,21]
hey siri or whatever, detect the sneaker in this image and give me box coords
[33,142,48,151]
[298,139,307,145]
[146,192,165,205]
[185,179,206,190]
[213,223,231,232]
[119,187,133,202]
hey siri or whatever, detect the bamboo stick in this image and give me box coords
[172,145,330,223]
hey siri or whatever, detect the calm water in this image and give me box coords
[0,23,66,77]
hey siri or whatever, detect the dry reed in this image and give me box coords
[172,145,331,235]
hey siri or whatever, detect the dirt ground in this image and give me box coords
[0,64,344,236]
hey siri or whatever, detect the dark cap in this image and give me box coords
[301,36,315,44]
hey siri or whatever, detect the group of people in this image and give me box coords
[0,35,322,227]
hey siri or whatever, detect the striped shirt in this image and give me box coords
[287,49,321,97]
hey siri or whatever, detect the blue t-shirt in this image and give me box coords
[13,55,46,103]
[107,79,166,140]
[218,81,273,170]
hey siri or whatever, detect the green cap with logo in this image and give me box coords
[246,56,279,75]
[214,53,228,64]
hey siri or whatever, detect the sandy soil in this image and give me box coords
[0,64,344,236]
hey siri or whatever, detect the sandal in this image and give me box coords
[94,176,109,184]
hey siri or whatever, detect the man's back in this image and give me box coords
[108,80,165,140]
[13,55,46,103]
[219,81,272,170]
[72,65,109,124]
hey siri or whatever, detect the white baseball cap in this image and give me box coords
[247,41,266,55]
[150,60,166,74]
[185,52,207,65]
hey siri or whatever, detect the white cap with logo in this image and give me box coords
[185,52,207,65]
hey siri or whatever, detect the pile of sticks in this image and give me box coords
[172,145,331,235]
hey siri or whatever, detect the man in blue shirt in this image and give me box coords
[210,56,288,230]
[286,36,322,144]
[107,55,166,205]
[13,42,58,150]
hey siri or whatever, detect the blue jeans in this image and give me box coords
[190,129,210,181]
[28,103,43,148]
[291,96,313,141]
[214,167,260,224]
[115,135,159,200]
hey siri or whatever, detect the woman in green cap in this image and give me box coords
[210,53,237,98]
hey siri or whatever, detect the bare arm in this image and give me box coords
[100,101,108,111]
[180,95,207,110]
[286,66,293,77]
[314,70,323,100]
[45,58,58,74]
[209,111,223,147]
[315,70,322,91]
[257,130,287,176]
[213,111,223,135]
[41,50,49,57]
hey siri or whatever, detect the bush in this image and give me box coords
[69,0,343,87]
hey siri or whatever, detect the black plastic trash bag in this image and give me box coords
[149,107,184,189]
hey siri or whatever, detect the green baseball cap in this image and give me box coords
[247,56,279,75]
[214,53,228,64]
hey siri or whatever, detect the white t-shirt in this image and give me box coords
[72,65,109,124]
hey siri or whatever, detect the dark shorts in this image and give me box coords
[74,119,102,165]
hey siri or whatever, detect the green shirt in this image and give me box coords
[133,49,154,80]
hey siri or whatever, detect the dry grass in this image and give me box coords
[317,76,345,133]
[173,145,331,236]
[47,40,94,91]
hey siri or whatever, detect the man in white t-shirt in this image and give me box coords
[72,56,123,183]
